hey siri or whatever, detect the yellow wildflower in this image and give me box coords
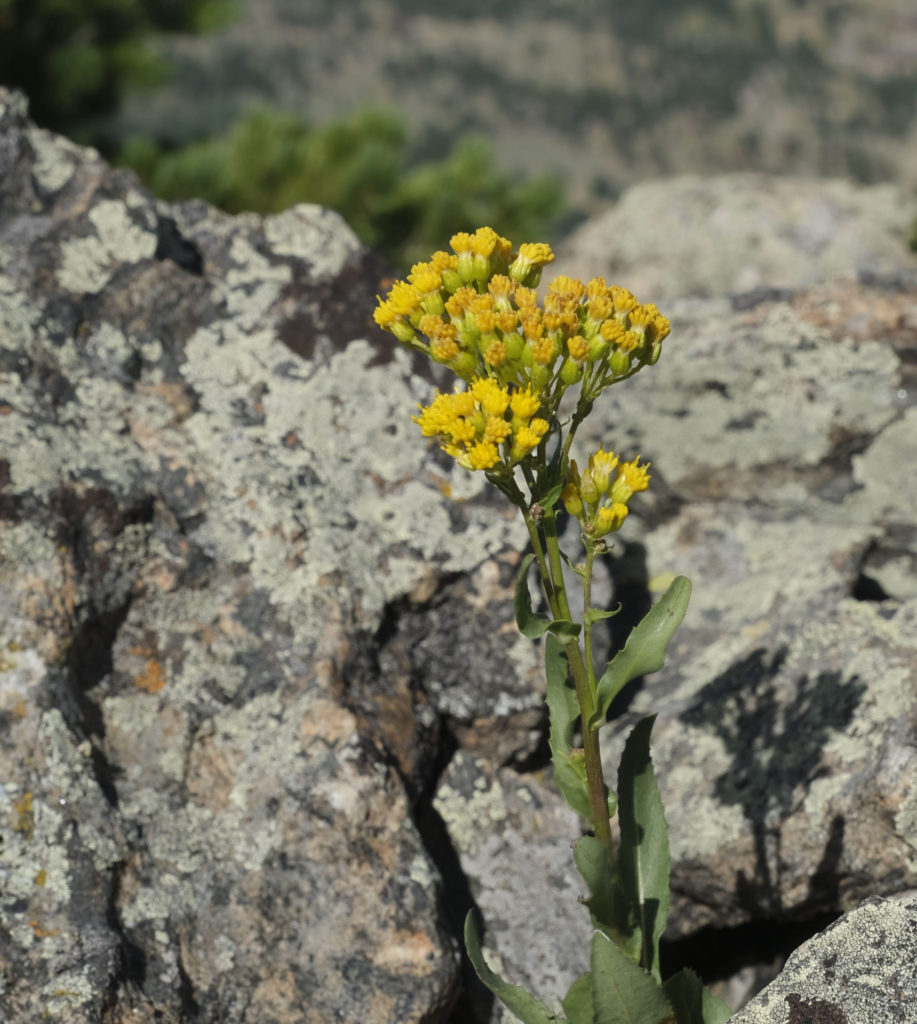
[471,377,510,416]
[484,338,507,368]
[568,335,589,361]
[468,441,500,470]
[595,502,630,536]
[610,457,651,504]
[510,242,555,286]
[510,386,540,421]
[387,280,421,316]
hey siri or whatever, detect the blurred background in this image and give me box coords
[2,0,915,271]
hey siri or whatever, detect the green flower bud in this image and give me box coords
[560,357,583,386]
[609,349,632,376]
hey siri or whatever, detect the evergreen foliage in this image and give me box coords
[120,107,564,271]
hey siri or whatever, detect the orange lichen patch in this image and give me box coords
[282,431,301,449]
[34,869,47,887]
[185,735,242,811]
[135,659,165,694]
[300,699,357,746]
[11,699,27,718]
[13,791,34,840]
[30,919,59,939]
[371,929,437,973]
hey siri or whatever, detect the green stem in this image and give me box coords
[539,506,613,853]
[582,541,598,695]
[523,514,560,619]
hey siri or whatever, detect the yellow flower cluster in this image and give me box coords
[373,227,670,475]
[414,378,549,471]
[562,448,651,537]
[374,228,669,400]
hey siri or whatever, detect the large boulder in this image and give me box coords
[0,86,527,1023]
[553,173,915,300]
[729,893,917,1023]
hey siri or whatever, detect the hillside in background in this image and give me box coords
[103,0,917,212]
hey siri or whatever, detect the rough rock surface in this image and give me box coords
[553,173,916,301]
[3,85,917,1024]
[0,86,539,1023]
[438,184,917,1013]
[729,893,917,1023]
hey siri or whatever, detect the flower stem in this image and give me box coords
[539,506,613,852]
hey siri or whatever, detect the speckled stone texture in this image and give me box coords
[728,894,917,1023]
[552,173,917,301]
[3,84,917,1024]
[435,185,917,1015]
[0,86,539,1023]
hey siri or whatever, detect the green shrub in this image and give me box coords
[120,106,565,271]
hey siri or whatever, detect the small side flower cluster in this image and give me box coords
[562,449,650,537]
[373,227,670,477]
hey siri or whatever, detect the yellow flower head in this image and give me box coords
[586,448,619,494]
[373,229,671,450]
[610,457,651,504]
[510,386,541,421]
[387,280,421,316]
[509,242,555,286]
[471,376,510,416]
[414,378,548,472]
[595,502,629,536]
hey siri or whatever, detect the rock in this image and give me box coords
[430,199,917,1014]
[433,752,592,1021]
[553,173,917,301]
[728,893,917,1023]
[0,85,537,1024]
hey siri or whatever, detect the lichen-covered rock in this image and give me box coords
[728,893,917,1023]
[0,85,536,1023]
[553,173,917,300]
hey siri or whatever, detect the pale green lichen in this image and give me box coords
[57,199,157,294]
[26,127,78,193]
[41,966,94,1014]
[433,755,508,859]
[264,205,363,277]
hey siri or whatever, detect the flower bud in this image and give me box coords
[561,483,583,517]
[609,349,632,376]
[560,357,583,386]
[392,321,419,344]
[441,268,462,292]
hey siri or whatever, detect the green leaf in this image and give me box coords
[590,931,676,1024]
[573,837,615,932]
[663,970,732,1024]
[588,577,691,730]
[537,479,566,510]
[562,974,595,1024]
[572,836,640,963]
[514,554,581,639]
[545,634,593,821]
[464,910,566,1024]
[617,716,670,982]
[585,605,621,624]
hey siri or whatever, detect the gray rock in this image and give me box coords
[430,192,917,1015]
[554,173,917,301]
[729,894,917,1023]
[1,85,507,1024]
